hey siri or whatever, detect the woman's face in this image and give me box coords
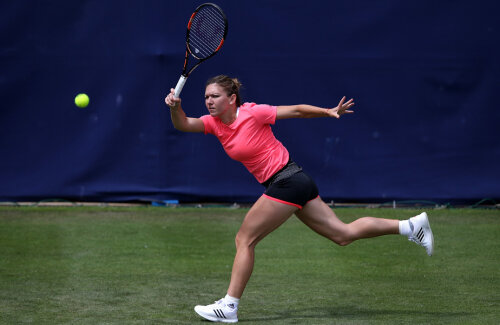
[205,83,235,117]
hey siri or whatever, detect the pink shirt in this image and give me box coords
[200,102,289,183]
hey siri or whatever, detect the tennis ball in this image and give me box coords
[75,93,89,108]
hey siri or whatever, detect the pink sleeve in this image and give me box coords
[199,115,214,135]
[250,104,277,125]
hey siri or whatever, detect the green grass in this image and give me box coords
[0,207,498,324]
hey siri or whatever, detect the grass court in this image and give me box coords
[0,206,498,324]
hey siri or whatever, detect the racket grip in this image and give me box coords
[174,75,188,98]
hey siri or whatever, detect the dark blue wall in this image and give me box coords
[1,1,499,203]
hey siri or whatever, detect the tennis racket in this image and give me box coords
[173,3,228,98]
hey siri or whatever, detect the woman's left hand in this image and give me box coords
[328,96,355,118]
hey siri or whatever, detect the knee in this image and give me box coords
[235,232,258,251]
[328,228,355,247]
[328,235,352,246]
[335,239,353,246]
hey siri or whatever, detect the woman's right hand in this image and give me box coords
[165,88,181,109]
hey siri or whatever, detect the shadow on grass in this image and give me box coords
[242,306,471,322]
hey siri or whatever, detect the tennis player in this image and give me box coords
[165,75,434,323]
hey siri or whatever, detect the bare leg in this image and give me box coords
[295,197,399,246]
[227,195,298,298]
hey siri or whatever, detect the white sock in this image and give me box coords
[224,294,239,309]
[399,220,413,237]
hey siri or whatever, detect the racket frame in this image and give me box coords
[174,3,228,98]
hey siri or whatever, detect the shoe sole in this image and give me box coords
[194,306,238,323]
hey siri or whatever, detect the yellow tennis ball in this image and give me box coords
[75,93,89,108]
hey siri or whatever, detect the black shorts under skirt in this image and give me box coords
[261,160,319,209]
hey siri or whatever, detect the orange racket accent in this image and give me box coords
[187,13,196,29]
[215,39,225,52]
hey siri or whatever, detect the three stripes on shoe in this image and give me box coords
[416,227,425,242]
[213,308,227,319]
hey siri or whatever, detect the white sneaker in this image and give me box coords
[408,212,434,256]
[194,299,238,323]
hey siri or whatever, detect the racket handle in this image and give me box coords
[174,75,188,98]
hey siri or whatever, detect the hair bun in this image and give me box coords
[232,78,242,91]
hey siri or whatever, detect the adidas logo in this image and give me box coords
[227,303,235,309]
[416,228,424,242]
[213,309,226,319]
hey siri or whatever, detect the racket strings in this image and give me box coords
[188,7,226,59]
[190,14,224,56]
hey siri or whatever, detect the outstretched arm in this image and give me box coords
[165,88,205,133]
[276,96,354,120]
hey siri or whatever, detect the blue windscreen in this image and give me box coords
[1,1,498,203]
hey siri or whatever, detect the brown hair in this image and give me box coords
[206,75,242,107]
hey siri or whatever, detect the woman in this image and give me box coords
[165,75,434,323]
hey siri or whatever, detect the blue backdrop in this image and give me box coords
[1,1,499,203]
